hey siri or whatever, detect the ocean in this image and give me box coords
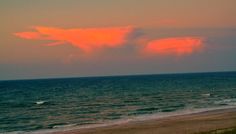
[0,72,236,133]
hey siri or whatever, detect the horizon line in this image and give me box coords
[1,70,235,82]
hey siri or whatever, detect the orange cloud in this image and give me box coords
[143,37,203,56]
[14,32,44,40]
[15,27,205,58]
[15,26,134,53]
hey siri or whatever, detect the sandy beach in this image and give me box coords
[54,108,236,134]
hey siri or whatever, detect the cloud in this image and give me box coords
[14,26,204,58]
[14,32,45,40]
[14,26,134,53]
[143,37,203,56]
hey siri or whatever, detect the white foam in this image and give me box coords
[35,101,45,105]
[52,124,77,129]
[201,93,211,97]
[214,98,236,105]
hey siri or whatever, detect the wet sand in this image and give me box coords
[55,108,236,134]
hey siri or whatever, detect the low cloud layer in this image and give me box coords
[15,26,204,57]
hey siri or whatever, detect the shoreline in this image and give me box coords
[4,106,236,134]
[54,107,236,134]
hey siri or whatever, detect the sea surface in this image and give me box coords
[0,72,236,133]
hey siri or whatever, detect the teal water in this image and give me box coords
[0,72,236,133]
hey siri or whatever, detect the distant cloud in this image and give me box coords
[15,26,134,53]
[14,26,204,58]
[143,37,203,56]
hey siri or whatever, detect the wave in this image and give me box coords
[201,93,211,97]
[4,131,25,134]
[35,101,46,105]
[52,124,77,129]
[214,98,236,106]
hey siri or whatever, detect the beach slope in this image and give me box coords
[56,108,236,134]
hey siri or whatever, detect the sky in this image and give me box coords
[0,0,236,80]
